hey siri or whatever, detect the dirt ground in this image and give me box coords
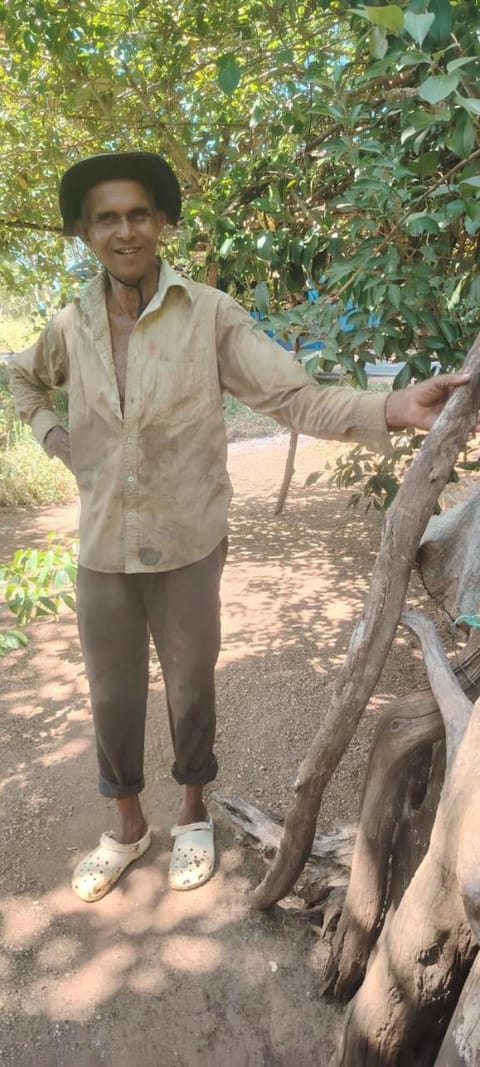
[0,435,455,1067]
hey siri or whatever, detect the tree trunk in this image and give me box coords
[250,331,480,910]
[434,955,480,1066]
[418,485,480,621]
[333,611,479,1067]
[333,629,480,999]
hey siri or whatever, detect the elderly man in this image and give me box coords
[10,151,471,901]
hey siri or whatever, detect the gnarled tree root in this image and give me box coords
[333,612,479,1067]
[333,629,480,999]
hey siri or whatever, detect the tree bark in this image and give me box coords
[273,430,298,515]
[418,485,480,621]
[434,955,480,1065]
[212,792,354,896]
[250,331,480,910]
[333,611,479,1067]
[334,628,480,997]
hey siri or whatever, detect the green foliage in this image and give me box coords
[327,437,421,511]
[327,433,469,512]
[0,0,478,506]
[0,538,78,656]
[0,362,74,506]
[0,305,37,352]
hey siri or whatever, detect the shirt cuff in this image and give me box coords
[31,411,63,448]
[353,392,394,456]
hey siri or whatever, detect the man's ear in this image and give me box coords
[74,220,91,248]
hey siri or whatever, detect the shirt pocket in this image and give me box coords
[145,345,216,425]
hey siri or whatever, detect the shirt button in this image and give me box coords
[127,437,134,444]
[139,547,161,566]
[127,476,134,483]
[126,512,134,518]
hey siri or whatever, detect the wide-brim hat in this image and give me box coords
[59,151,181,235]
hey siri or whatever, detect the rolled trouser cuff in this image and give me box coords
[171,754,218,786]
[99,773,145,798]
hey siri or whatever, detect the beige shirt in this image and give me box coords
[10,262,391,573]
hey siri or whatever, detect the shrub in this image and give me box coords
[0,539,78,656]
[0,361,75,507]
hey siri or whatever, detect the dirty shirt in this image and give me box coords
[10,263,392,573]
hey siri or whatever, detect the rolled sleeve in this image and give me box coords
[215,294,392,454]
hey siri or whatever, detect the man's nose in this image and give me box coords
[116,216,134,240]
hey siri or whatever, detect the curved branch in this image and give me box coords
[401,610,472,763]
[250,330,480,910]
[0,217,62,234]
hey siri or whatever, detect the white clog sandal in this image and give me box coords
[169,817,215,891]
[72,827,151,902]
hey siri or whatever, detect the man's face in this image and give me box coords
[77,179,166,284]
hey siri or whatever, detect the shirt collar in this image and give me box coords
[77,259,192,316]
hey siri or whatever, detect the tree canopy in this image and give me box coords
[0,0,479,383]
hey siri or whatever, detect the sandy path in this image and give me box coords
[0,435,441,1067]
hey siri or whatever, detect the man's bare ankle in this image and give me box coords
[177,800,207,826]
[115,797,147,844]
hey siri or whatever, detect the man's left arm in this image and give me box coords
[215,294,472,450]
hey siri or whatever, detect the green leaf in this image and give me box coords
[398,50,432,68]
[400,305,418,330]
[409,151,440,177]
[446,112,476,159]
[394,363,413,389]
[254,281,269,315]
[304,355,320,375]
[352,363,368,389]
[256,232,275,261]
[405,213,440,236]
[403,12,435,48]
[427,0,453,46]
[447,57,479,74]
[8,629,28,646]
[387,284,401,310]
[464,201,480,237]
[355,5,404,35]
[217,55,241,96]
[459,176,480,191]
[369,26,388,60]
[26,549,38,572]
[38,595,59,613]
[53,567,69,588]
[419,73,459,105]
[219,237,234,258]
[456,94,480,118]
[373,332,385,356]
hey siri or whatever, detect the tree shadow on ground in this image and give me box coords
[0,455,441,1067]
[0,612,342,1067]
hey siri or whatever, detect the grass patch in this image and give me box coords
[0,432,76,508]
[224,395,284,442]
[0,362,75,508]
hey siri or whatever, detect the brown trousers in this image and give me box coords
[76,539,227,798]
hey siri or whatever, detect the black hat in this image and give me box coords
[59,151,182,235]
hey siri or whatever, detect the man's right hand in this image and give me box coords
[44,426,73,472]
